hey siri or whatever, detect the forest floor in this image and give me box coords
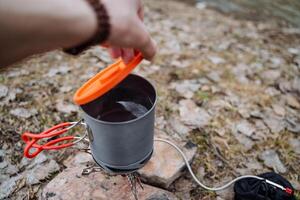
[0,0,299,199]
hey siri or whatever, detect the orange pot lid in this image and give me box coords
[74,53,143,105]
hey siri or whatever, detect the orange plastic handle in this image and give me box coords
[21,122,75,158]
[74,53,143,105]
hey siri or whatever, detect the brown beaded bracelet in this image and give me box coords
[64,0,110,55]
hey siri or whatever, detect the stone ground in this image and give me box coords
[0,0,300,199]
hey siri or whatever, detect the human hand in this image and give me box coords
[101,0,156,63]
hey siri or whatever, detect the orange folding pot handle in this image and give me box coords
[21,121,85,158]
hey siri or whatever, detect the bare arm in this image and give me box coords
[0,0,156,67]
[0,0,97,67]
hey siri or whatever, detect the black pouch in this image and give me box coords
[234,172,295,200]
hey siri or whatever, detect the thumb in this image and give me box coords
[131,19,156,61]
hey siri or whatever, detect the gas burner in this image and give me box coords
[81,151,149,200]
[91,149,153,175]
[79,148,153,175]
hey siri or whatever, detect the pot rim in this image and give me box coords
[80,73,157,125]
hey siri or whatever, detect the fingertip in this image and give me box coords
[150,38,157,60]
[142,38,157,61]
[109,48,121,59]
[122,54,130,64]
[122,48,135,64]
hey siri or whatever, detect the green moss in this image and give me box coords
[195,91,212,101]
[189,186,217,199]
[222,68,236,82]
[0,75,5,83]
[295,191,300,200]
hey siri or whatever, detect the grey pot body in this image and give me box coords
[80,74,156,172]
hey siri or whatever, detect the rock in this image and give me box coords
[201,85,210,92]
[208,56,225,64]
[215,128,226,137]
[224,91,240,107]
[164,39,181,53]
[5,88,23,103]
[80,69,97,80]
[288,48,299,55]
[179,99,211,128]
[139,131,197,188]
[250,110,264,119]
[259,150,287,173]
[19,157,31,169]
[242,159,263,172]
[5,164,18,175]
[170,60,183,68]
[288,138,300,154]
[47,65,70,77]
[216,186,234,200]
[232,121,255,150]
[26,152,48,169]
[215,176,235,200]
[0,152,8,169]
[0,174,9,184]
[170,80,200,99]
[208,99,233,116]
[140,64,161,76]
[285,95,300,109]
[235,134,254,151]
[207,71,221,83]
[10,108,37,119]
[236,120,255,137]
[231,64,250,84]
[155,116,167,130]
[253,120,269,140]
[0,175,25,199]
[89,47,112,63]
[26,160,60,185]
[42,166,178,200]
[172,177,193,199]
[272,104,285,116]
[277,77,300,95]
[238,107,251,119]
[215,39,233,51]
[6,69,29,78]
[265,87,281,96]
[278,80,292,93]
[0,155,19,176]
[0,85,8,99]
[63,152,94,168]
[291,77,300,94]
[236,159,263,174]
[262,113,286,134]
[146,193,174,200]
[295,57,300,70]
[59,86,73,93]
[56,101,78,114]
[0,162,8,172]
[196,2,207,10]
[260,70,281,82]
[291,179,300,191]
[168,117,192,137]
[270,57,283,68]
[211,85,221,93]
[286,117,300,134]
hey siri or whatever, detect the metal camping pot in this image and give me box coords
[22,74,157,173]
[81,74,157,172]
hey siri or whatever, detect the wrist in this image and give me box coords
[64,0,110,55]
[60,0,98,49]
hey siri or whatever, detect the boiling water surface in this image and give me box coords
[96,87,153,122]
